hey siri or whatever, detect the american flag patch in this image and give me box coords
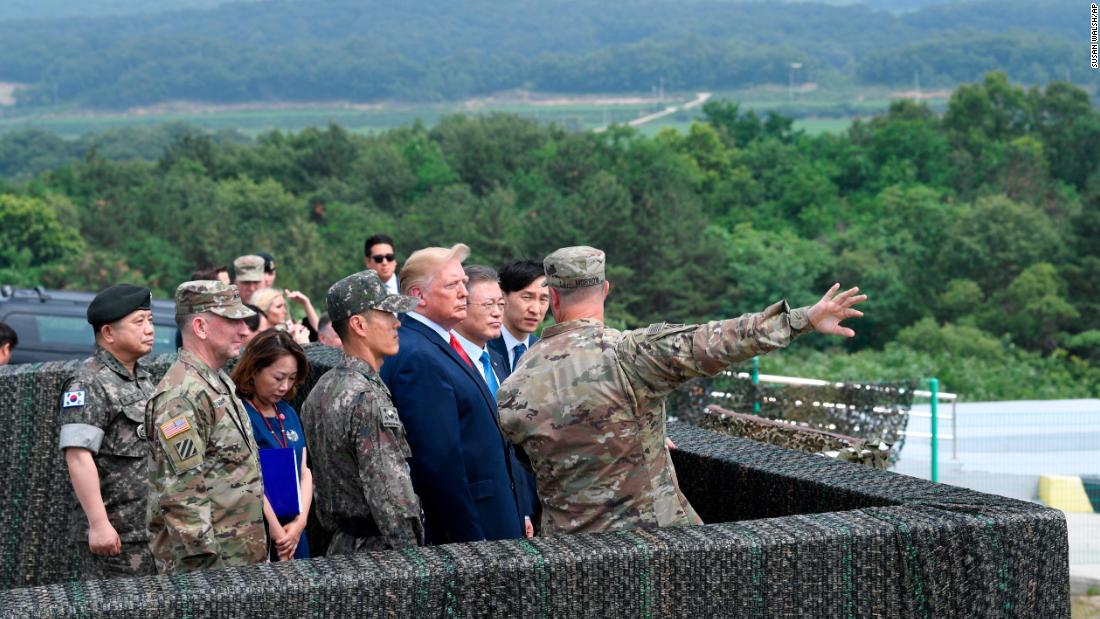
[160,416,191,439]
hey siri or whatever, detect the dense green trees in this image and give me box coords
[0,0,1087,110]
[1,72,1098,399]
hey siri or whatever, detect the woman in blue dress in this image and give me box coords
[231,329,312,561]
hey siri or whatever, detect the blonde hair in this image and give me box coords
[249,287,284,315]
[399,243,470,295]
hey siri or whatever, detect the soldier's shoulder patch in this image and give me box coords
[160,415,191,439]
[645,323,686,337]
[61,390,86,408]
[380,405,402,429]
[159,417,203,473]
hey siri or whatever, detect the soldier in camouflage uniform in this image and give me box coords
[59,284,157,579]
[301,270,425,553]
[498,246,867,535]
[145,281,266,573]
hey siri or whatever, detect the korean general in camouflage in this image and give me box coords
[59,284,157,579]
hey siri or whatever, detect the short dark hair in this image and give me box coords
[243,303,263,332]
[499,259,545,294]
[230,330,309,402]
[364,233,396,258]
[191,264,228,281]
[331,316,351,341]
[0,321,17,349]
[318,312,332,332]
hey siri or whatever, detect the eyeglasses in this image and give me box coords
[371,254,396,264]
[471,301,506,311]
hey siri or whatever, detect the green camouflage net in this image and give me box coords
[669,368,916,465]
[0,351,1068,618]
[696,406,893,469]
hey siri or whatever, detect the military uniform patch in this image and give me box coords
[160,416,191,439]
[62,390,86,408]
[175,438,198,461]
[380,406,402,429]
[160,415,202,472]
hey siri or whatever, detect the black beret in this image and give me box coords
[256,251,276,273]
[87,284,152,327]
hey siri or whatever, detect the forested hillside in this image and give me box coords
[2,73,1099,399]
[0,0,1084,109]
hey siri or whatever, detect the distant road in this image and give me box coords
[594,91,711,133]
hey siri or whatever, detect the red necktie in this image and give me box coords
[449,333,474,368]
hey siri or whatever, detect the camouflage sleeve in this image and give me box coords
[620,300,813,404]
[58,376,109,453]
[352,395,424,548]
[150,396,224,571]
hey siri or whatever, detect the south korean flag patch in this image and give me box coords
[61,390,86,408]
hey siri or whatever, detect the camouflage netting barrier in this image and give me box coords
[669,370,916,465]
[696,405,892,469]
[0,350,1069,617]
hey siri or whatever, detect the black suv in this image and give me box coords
[0,286,179,365]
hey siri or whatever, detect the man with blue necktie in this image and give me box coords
[488,260,549,375]
[453,265,537,538]
[380,245,524,544]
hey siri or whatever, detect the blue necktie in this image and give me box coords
[479,350,499,398]
[512,342,527,370]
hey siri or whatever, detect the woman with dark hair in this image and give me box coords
[231,330,312,560]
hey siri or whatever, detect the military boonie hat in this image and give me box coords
[87,284,152,327]
[175,280,256,319]
[233,255,265,283]
[543,246,606,289]
[327,270,419,322]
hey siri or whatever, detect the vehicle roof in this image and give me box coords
[0,285,175,310]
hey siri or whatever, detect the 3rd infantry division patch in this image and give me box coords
[175,438,198,461]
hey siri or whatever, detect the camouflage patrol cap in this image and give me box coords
[543,246,606,289]
[233,255,265,283]
[174,280,256,319]
[327,270,419,322]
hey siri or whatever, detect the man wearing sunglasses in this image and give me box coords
[364,233,400,296]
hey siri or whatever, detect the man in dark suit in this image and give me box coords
[364,233,400,296]
[380,244,524,543]
[488,259,550,375]
[452,265,538,538]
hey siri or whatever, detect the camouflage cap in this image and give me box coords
[233,255,265,283]
[543,246,606,289]
[175,280,256,319]
[327,270,419,322]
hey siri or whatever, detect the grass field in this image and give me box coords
[0,84,931,138]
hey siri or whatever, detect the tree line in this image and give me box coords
[2,72,1099,400]
[0,0,1087,110]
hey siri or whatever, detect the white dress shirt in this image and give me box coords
[500,325,532,370]
[451,331,499,386]
[406,311,451,343]
[384,275,399,296]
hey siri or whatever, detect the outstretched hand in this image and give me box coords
[807,283,866,338]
